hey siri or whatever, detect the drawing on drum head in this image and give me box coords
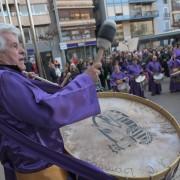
[92,110,152,153]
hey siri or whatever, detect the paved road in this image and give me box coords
[0,78,179,180]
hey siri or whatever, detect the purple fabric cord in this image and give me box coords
[0,119,115,180]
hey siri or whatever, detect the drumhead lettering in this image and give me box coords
[92,110,152,153]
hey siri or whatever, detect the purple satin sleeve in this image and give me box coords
[0,71,100,129]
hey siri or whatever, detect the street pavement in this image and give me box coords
[0,78,179,180]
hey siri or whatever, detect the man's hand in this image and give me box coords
[85,62,102,82]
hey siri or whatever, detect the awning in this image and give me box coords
[139,30,180,42]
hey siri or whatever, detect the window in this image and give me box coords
[107,6,115,17]
[165,21,170,31]
[115,24,124,41]
[61,28,95,42]
[173,13,180,24]
[130,21,153,38]
[19,5,28,16]
[71,30,81,40]
[35,26,49,41]
[59,10,69,21]
[115,5,123,16]
[19,4,48,16]
[60,9,92,20]
[31,4,48,15]
[23,28,31,43]
[163,0,167,4]
[62,31,71,41]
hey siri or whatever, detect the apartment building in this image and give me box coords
[0,0,55,64]
[170,0,180,28]
[154,0,171,33]
[55,0,97,61]
[96,0,159,45]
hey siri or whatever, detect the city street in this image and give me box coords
[0,78,179,180]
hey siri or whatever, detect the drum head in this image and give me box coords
[135,75,146,83]
[117,83,127,91]
[153,73,164,80]
[60,93,180,179]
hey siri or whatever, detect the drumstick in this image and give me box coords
[94,20,117,64]
[23,71,60,86]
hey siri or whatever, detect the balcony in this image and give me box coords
[60,19,96,27]
[130,10,159,20]
[56,0,94,9]
[0,14,51,26]
[129,0,156,4]
[1,0,48,4]
[111,10,158,22]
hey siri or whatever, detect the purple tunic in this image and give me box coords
[173,48,180,58]
[167,58,180,92]
[0,66,100,178]
[127,64,144,97]
[146,61,162,95]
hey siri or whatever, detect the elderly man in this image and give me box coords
[0,23,112,180]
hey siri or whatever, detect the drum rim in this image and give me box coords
[62,92,180,179]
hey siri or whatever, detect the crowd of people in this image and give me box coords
[46,45,180,98]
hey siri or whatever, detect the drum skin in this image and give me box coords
[60,93,180,180]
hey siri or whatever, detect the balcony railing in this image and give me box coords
[109,10,158,22]
[129,10,159,19]
[59,19,96,27]
[129,0,156,4]
[57,1,94,9]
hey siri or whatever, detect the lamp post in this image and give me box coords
[5,0,12,24]
[0,1,6,23]
[25,0,44,77]
[14,0,26,49]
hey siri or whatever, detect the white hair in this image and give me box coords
[0,23,20,51]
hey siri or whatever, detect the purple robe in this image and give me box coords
[110,71,128,91]
[146,61,162,95]
[0,66,100,179]
[168,58,180,92]
[173,48,180,58]
[127,64,144,97]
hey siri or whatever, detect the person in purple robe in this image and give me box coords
[146,55,163,96]
[110,64,129,92]
[127,57,144,97]
[167,54,180,92]
[173,44,180,59]
[0,24,112,180]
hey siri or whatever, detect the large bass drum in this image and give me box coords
[60,93,180,180]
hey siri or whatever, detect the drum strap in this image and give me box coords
[0,119,115,180]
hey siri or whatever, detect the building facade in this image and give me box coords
[0,0,60,73]
[170,0,180,28]
[54,0,97,62]
[97,0,159,44]
[154,0,171,33]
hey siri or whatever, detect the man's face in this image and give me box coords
[0,32,26,71]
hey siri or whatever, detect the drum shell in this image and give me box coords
[61,93,180,180]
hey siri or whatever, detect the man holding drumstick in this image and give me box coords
[0,23,115,180]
